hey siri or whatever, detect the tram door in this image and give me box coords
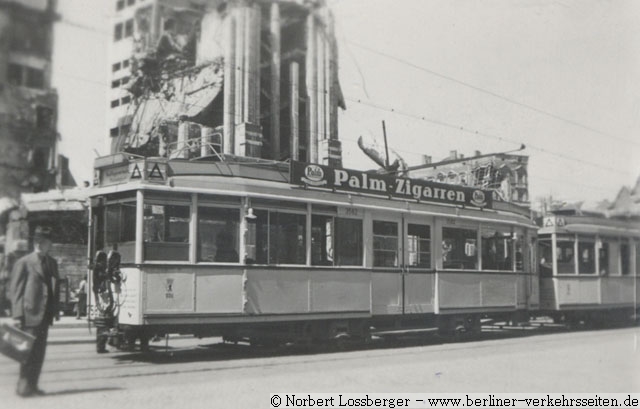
[402,216,436,314]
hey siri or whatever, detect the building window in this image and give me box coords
[247,210,306,265]
[25,67,45,89]
[114,23,123,41]
[122,59,130,69]
[110,127,119,137]
[116,0,124,11]
[7,64,44,89]
[442,227,477,270]
[578,239,595,274]
[373,221,398,267]
[111,99,120,108]
[163,18,175,31]
[481,227,513,271]
[127,0,135,5]
[112,62,121,72]
[124,19,134,38]
[311,216,363,266]
[7,63,22,85]
[36,106,54,129]
[198,207,239,262]
[143,204,190,261]
[111,79,120,88]
[121,76,130,85]
[121,95,131,105]
[407,223,431,268]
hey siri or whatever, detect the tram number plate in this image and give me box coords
[338,207,360,217]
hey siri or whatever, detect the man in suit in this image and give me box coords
[10,226,60,397]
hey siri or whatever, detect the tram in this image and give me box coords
[88,151,542,345]
[537,211,640,325]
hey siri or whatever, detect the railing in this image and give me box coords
[166,131,224,161]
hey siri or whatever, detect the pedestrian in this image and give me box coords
[76,275,87,319]
[10,226,60,397]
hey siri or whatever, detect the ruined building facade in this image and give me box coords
[412,152,530,206]
[108,0,344,166]
[0,0,73,204]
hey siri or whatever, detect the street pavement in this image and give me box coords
[0,319,638,409]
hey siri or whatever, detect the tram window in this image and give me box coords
[598,241,609,275]
[514,231,524,271]
[556,240,575,274]
[620,242,630,276]
[538,240,552,277]
[271,212,306,264]
[250,210,306,265]
[407,224,431,268]
[312,215,334,266]
[105,202,136,262]
[197,207,239,262]
[599,240,619,275]
[578,239,596,275]
[481,227,513,271]
[312,216,363,266]
[442,227,477,270]
[336,218,363,266]
[143,204,190,261]
[373,221,398,267]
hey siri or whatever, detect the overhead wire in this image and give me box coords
[344,39,640,148]
[45,15,635,181]
[100,60,633,178]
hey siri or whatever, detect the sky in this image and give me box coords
[52,0,640,206]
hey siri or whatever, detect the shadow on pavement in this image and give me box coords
[39,387,123,397]
[108,319,637,368]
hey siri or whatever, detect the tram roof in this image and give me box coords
[91,155,535,226]
[538,213,640,237]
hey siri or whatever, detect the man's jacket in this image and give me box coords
[10,252,60,327]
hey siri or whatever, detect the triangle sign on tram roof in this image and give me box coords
[148,163,164,180]
[130,164,142,179]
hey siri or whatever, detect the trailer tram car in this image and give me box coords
[537,212,640,326]
[88,153,543,346]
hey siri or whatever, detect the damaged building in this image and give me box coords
[0,0,76,245]
[411,151,530,206]
[108,0,345,167]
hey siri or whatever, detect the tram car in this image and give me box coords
[88,152,545,346]
[537,210,640,326]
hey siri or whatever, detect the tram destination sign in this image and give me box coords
[291,161,493,209]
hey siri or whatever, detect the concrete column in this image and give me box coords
[316,28,326,143]
[270,3,281,160]
[223,15,236,155]
[243,6,253,124]
[305,13,318,163]
[289,62,299,161]
[189,193,198,264]
[201,126,214,156]
[234,5,245,126]
[327,14,339,141]
[175,120,190,159]
[250,4,261,125]
[135,190,144,264]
